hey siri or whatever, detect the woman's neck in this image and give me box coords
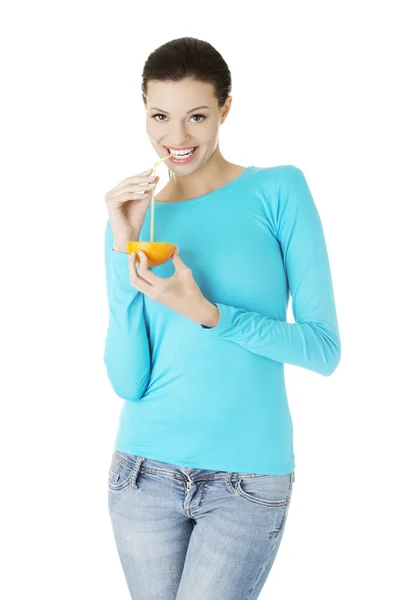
[156,158,245,203]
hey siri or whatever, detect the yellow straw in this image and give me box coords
[150,154,174,242]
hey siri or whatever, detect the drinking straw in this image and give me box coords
[150,154,174,242]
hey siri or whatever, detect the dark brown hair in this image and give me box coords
[141,37,232,178]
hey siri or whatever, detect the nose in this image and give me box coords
[163,122,193,147]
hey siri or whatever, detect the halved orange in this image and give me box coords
[126,241,176,267]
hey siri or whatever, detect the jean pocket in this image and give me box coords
[108,450,135,491]
[234,473,291,508]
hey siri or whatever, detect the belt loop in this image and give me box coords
[225,471,236,495]
[130,456,145,489]
[291,470,295,483]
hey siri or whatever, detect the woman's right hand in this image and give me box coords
[104,168,160,249]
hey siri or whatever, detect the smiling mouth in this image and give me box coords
[165,146,198,156]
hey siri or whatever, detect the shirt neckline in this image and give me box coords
[154,166,256,206]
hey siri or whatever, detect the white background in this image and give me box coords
[1,1,399,598]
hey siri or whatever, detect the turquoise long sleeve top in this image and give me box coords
[104,165,341,475]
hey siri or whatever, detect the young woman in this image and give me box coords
[104,36,341,600]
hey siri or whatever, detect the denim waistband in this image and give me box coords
[114,450,295,490]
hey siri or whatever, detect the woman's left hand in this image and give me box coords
[128,248,220,328]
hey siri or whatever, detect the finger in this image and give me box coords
[128,252,156,295]
[113,170,155,192]
[171,247,189,271]
[136,250,164,286]
[113,180,158,198]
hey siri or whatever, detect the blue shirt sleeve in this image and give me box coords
[103,220,151,400]
[201,166,341,377]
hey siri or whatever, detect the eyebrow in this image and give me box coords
[149,106,210,115]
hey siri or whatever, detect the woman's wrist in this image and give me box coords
[113,233,139,253]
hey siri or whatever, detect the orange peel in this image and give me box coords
[127,241,176,268]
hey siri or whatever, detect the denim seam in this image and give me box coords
[235,479,288,508]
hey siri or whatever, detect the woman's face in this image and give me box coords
[144,78,231,174]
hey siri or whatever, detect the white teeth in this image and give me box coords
[168,147,196,157]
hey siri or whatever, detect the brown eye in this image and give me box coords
[152,114,167,122]
[191,114,207,123]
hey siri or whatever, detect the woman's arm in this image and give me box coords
[103,220,152,400]
[201,166,341,377]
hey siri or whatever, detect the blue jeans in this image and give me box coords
[108,450,295,600]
